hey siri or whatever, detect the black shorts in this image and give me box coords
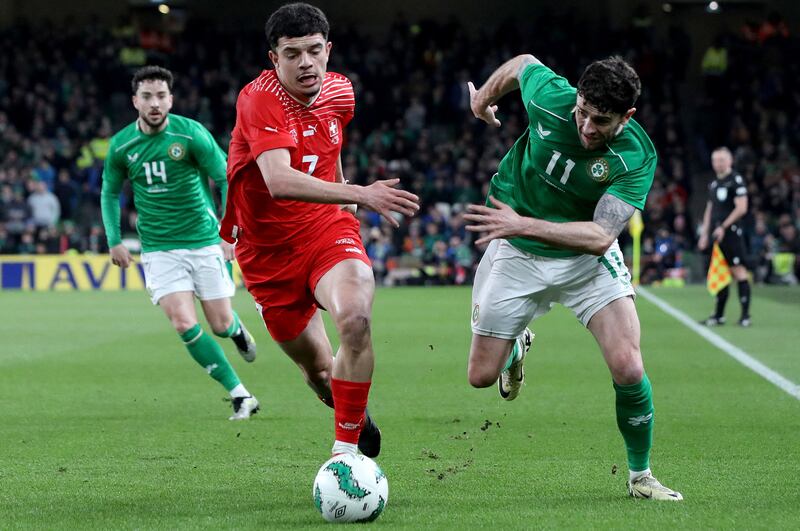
[718,225,747,267]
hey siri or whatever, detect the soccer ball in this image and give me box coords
[313,453,389,523]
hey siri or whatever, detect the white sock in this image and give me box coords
[331,441,358,456]
[229,384,250,398]
[629,468,651,482]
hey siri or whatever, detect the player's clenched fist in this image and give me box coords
[109,243,133,268]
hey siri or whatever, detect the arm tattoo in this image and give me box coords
[516,55,540,80]
[593,194,636,239]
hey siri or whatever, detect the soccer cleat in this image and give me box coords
[701,315,726,326]
[627,472,683,501]
[498,328,534,401]
[738,316,752,327]
[232,322,257,362]
[358,409,382,458]
[229,395,260,420]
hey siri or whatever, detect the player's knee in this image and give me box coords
[611,355,644,385]
[208,315,232,335]
[467,364,497,388]
[171,317,198,334]
[337,311,372,350]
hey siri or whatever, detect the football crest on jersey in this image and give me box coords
[168,142,186,161]
[328,119,340,145]
[588,158,610,182]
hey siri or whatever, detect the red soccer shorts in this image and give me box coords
[236,215,371,343]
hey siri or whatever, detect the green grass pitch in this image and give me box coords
[1,285,798,529]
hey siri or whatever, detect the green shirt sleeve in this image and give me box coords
[100,146,126,248]
[519,63,573,108]
[606,155,657,210]
[191,124,228,216]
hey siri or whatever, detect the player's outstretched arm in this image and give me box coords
[467,54,541,127]
[465,193,635,256]
[257,149,419,227]
[335,154,357,215]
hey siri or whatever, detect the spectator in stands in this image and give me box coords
[2,186,31,239]
[27,180,60,228]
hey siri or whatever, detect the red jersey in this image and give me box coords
[221,69,355,248]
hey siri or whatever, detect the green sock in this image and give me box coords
[214,310,241,338]
[501,342,520,371]
[180,324,241,391]
[614,373,654,472]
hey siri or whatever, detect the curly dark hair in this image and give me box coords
[265,3,330,51]
[131,66,173,94]
[576,56,641,115]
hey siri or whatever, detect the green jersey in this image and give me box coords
[101,114,228,252]
[488,63,657,257]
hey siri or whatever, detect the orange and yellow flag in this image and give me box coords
[707,242,732,295]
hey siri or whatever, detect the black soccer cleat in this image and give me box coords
[358,409,382,458]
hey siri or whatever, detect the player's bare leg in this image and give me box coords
[468,334,514,387]
[314,259,380,456]
[160,291,257,419]
[468,330,533,400]
[201,297,257,362]
[589,297,682,500]
[278,310,334,404]
[278,308,382,457]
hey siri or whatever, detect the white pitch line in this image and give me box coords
[638,287,800,400]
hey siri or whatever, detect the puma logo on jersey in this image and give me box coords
[302,124,318,137]
[536,122,551,139]
[127,153,139,163]
[263,126,278,133]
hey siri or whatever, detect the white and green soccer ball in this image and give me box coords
[313,453,388,523]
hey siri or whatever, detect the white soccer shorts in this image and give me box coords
[471,239,635,339]
[141,244,235,305]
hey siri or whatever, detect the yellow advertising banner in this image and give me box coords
[0,255,244,291]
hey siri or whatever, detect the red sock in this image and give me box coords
[331,378,371,444]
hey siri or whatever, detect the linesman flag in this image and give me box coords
[707,242,732,295]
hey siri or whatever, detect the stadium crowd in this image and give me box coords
[0,10,798,284]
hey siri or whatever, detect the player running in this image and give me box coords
[101,66,259,421]
[698,147,752,327]
[463,54,683,500]
[221,3,419,457]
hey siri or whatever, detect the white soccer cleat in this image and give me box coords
[229,395,260,420]
[233,322,257,363]
[627,472,683,501]
[498,328,534,401]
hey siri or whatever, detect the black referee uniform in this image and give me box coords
[705,171,751,326]
[709,172,748,267]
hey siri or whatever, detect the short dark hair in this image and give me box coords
[131,66,173,94]
[265,2,329,51]
[577,56,641,115]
